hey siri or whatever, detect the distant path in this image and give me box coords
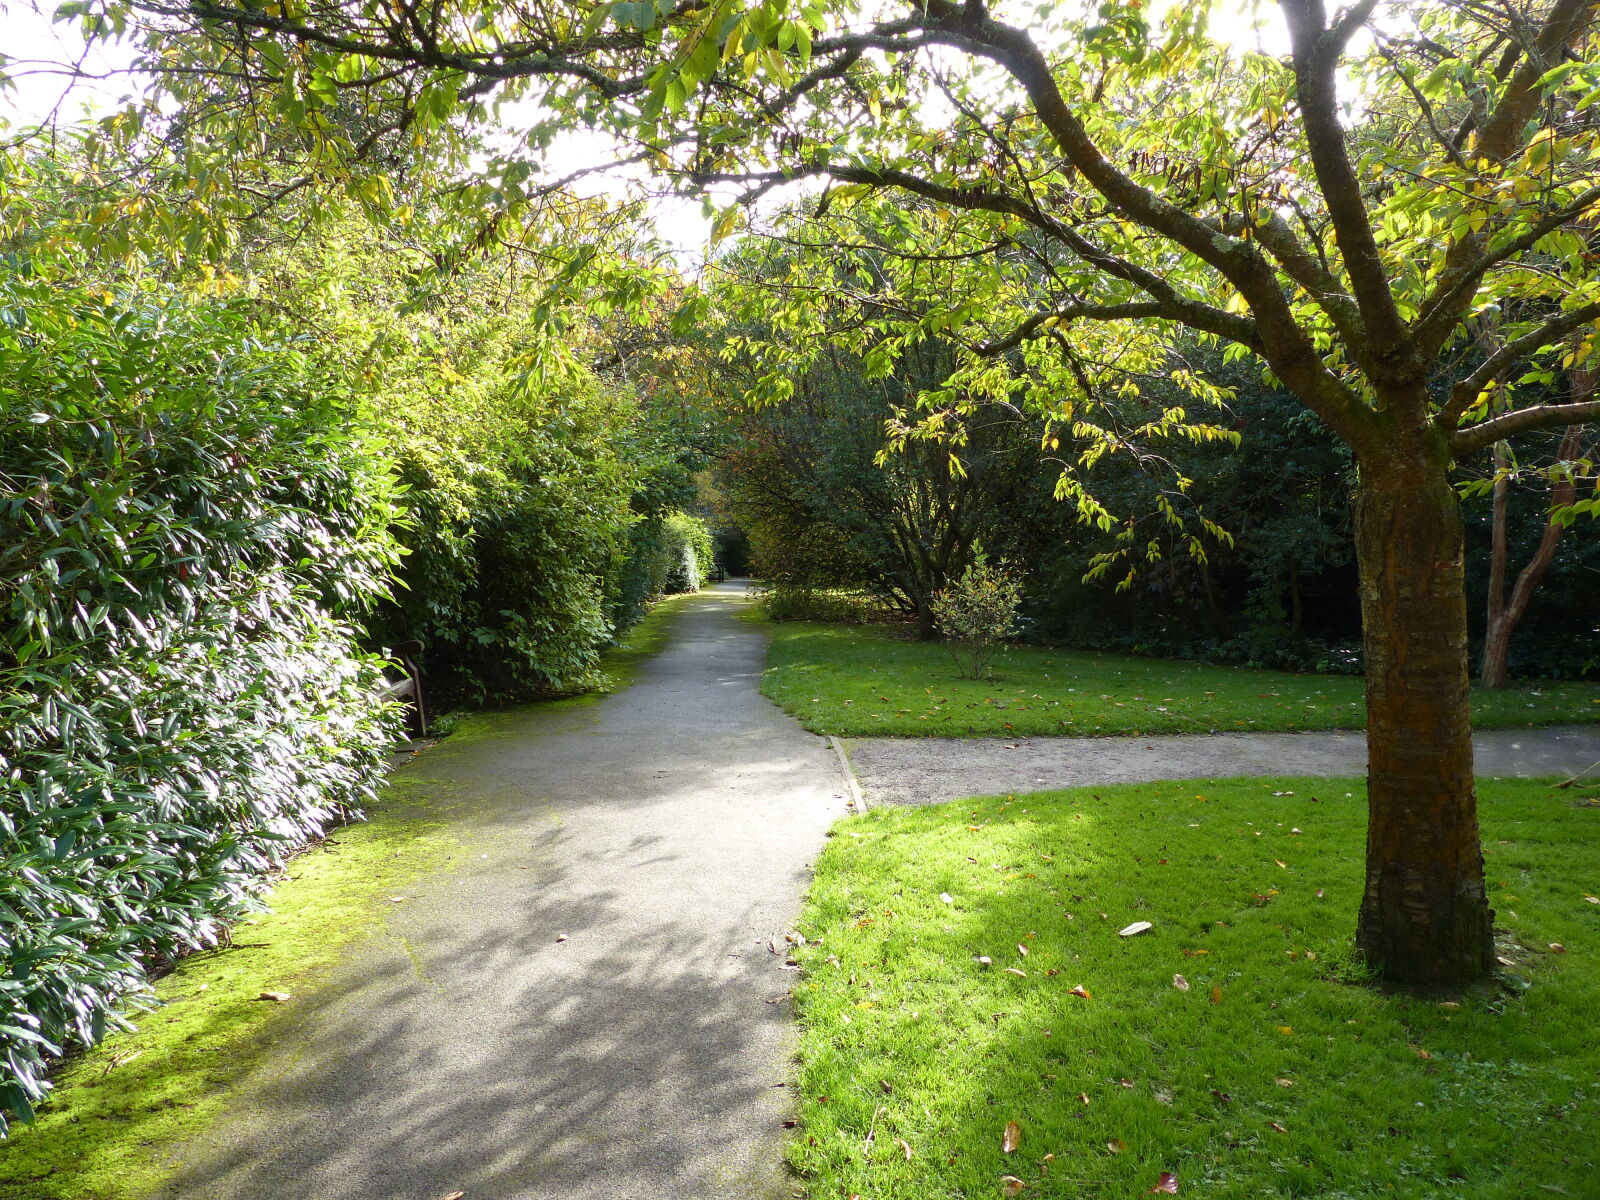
[155,582,849,1200]
[846,725,1600,807]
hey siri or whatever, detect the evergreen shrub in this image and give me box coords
[0,283,402,1130]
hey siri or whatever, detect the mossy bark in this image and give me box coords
[1352,432,1493,985]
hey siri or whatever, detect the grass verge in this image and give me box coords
[763,623,1600,737]
[0,782,458,1200]
[788,776,1600,1198]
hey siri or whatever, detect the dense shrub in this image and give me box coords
[0,281,402,1130]
[370,387,639,704]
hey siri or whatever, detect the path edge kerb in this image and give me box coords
[828,736,867,812]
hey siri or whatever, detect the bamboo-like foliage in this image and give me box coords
[0,278,403,1130]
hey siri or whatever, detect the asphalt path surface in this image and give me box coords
[845,724,1600,807]
[154,583,848,1200]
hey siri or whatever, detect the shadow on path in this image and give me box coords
[154,584,848,1200]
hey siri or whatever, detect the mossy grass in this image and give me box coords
[763,622,1600,737]
[0,787,458,1199]
[788,776,1600,1198]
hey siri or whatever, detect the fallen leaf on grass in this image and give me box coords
[1068,986,1092,999]
[1275,1077,1294,1088]
[1003,1121,1022,1153]
[1277,1026,1293,1036]
[1106,1138,1126,1154]
[1172,974,1190,991]
[940,893,954,905]
[1150,1172,1179,1194]
[256,991,291,1002]
[1001,1176,1027,1195]
[1585,895,1599,905]
[1269,1121,1288,1134]
[1550,943,1568,954]
[1077,1092,1091,1105]
[1004,968,1028,977]
[895,1137,913,1161]
[1016,943,1029,957]
[1211,986,1223,1005]
[1119,921,1154,937]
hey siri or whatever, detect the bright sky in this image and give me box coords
[1,0,1292,255]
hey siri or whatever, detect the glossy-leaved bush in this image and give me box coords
[0,279,403,1131]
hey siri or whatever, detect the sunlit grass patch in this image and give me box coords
[789,777,1600,1198]
[763,623,1600,737]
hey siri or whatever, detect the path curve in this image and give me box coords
[155,583,849,1200]
[845,725,1600,807]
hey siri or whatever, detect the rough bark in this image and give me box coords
[1353,429,1494,985]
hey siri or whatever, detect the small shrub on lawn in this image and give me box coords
[932,559,1025,680]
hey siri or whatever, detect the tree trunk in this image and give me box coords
[1353,439,1494,986]
[1480,421,1592,688]
[1480,435,1512,688]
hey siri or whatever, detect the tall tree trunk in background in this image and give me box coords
[1353,426,1494,985]
[1479,358,1597,687]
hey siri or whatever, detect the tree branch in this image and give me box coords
[1453,398,1600,456]
[1280,0,1407,365]
[1439,300,1600,432]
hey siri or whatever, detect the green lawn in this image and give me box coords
[763,623,1600,737]
[788,777,1600,1199]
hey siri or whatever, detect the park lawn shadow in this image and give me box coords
[788,777,1600,1198]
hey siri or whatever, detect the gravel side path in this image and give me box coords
[153,583,849,1200]
[845,725,1600,807]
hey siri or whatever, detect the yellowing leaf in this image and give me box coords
[1002,1120,1022,1153]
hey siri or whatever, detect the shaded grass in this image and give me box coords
[764,623,1600,737]
[789,777,1600,1198]
[0,782,459,1199]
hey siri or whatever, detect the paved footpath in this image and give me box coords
[155,583,849,1200]
[846,724,1600,807]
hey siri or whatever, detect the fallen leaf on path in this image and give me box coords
[555,934,569,943]
[1172,974,1190,991]
[439,1192,466,1200]
[1119,921,1154,937]
[1150,1172,1179,1194]
[1003,1121,1022,1152]
[256,991,291,1002]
